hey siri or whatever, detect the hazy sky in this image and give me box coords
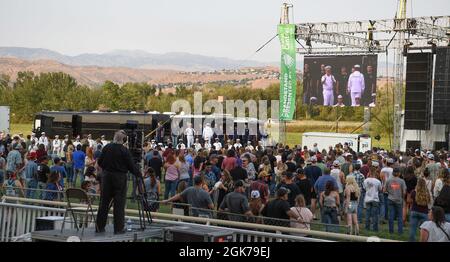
[0,0,449,62]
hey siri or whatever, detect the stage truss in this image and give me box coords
[280,1,450,150]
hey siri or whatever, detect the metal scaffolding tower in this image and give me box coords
[281,1,450,150]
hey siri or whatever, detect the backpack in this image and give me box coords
[5,179,16,197]
[37,164,48,183]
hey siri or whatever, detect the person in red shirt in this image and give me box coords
[250,171,270,205]
[221,149,237,172]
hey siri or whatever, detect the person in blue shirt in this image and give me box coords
[44,171,63,201]
[314,168,338,198]
[72,144,86,187]
[93,144,103,160]
[50,157,67,188]
[24,152,38,198]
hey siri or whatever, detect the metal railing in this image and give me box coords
[1,196,398,242]
[1,187,351,235]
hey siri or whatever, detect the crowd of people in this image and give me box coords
[1,129,450,241]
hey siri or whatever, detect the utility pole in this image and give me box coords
[393,0,407,151]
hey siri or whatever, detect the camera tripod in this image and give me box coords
[135,175,153,230]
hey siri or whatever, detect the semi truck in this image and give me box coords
[302,132,372,153]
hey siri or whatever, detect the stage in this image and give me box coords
[31,225,164,242]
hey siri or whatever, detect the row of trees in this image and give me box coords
[0,71,393,138]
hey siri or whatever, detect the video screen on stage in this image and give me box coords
[302,55,378,107]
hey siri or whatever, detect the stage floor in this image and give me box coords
[31,225,164,242]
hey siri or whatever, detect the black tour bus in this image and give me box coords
[33,110,271,144]
[33,110,172,140]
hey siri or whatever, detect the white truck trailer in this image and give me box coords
[302,132,372,153]
[0,106,10,134]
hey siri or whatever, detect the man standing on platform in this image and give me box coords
[184,122,196,148]
[202,123,214,145]
[96,130,142,234]
[347,65,365,106]
[321,66,337,106]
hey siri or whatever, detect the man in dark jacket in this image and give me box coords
[96,130,142,234]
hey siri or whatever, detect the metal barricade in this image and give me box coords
[0,196,398,242]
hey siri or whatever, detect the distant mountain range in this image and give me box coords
[0,47,270,71]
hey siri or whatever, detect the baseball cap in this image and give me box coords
[29,151,37,160]
[296,168,304,175]
[427,154,434,160]
[310,156,317,162]
[354,64,361,68]
[387,158,395,164]
[251,190,260,199]
[337,95,343,99]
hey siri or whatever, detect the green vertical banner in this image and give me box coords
[278,24,297,121]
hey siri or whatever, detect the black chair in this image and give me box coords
[61,188,98,236]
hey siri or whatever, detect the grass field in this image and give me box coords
[10,122,405,240]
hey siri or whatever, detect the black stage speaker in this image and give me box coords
[406,140,421,151]
[433,47,450,124]
[404,52,433,130]
[72,114,82,138]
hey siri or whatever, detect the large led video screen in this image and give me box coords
[303,55,378,107]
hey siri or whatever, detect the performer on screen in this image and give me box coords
[303,63,313,104]
[333,95,346,107]
[321,65,337,106]
[364,65,377,107]
[347,64,365,106]
[336,66,350,106]
[315,64,326,105]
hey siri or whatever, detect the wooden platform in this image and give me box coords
[31,225,164,242]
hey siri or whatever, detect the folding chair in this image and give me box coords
[61,188,98,236]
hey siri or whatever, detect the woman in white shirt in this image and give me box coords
[290,194,313,236]
[420,206,450,242]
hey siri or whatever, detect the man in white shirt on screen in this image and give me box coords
[333,95,346,107]
[347,65,365,106]
[184,122,196,148]
[321,66,337,106]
